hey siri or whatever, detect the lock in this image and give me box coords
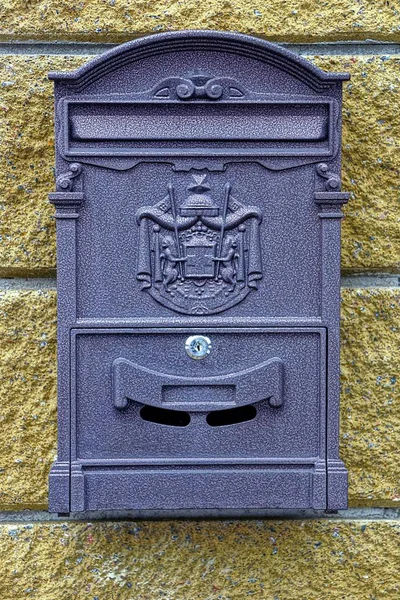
[185,335,212,359]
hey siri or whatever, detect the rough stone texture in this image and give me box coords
[0,290,57,509]
[314,55,400,272]
[0,520,399,599]
[0,288,399,509]
[1,1,400,42]
[0,55,86,277]
[341,288,400,506]
[1,54,400,275]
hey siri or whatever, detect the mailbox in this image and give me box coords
[48,30,350,513]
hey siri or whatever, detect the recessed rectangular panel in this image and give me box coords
[162,385,235,406]
[69,102,329,141]
[72,328,326,462]
[84,469,313,510]
[64,99,333,157]
[75,162,323,320]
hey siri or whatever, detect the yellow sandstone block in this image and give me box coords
[0,55,86,276]
[0,1,400,43]
[0,520,399,599]
[341,288,400,505]
[0,290,57,509]
[1,54,399,274]
[314,56,400,272]
[0,288,399,508]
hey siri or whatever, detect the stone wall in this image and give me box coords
[0,2,399,598]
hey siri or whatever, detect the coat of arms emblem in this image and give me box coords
[136,175,263,314]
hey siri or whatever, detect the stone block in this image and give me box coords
[0,290,57,508]
[0,520,398,599]
[341,287,400,505]
[0,1,399,43]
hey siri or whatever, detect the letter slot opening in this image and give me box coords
[140,405,191,427]
[206,405,257,427]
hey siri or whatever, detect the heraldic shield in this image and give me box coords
[136,175,263,314]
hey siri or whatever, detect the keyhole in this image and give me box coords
[185,335,212,359]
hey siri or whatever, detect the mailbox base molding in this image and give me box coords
[48,462,70,514]
[49,461,339,512]
[48,459,347,513]
[326,459,349,510]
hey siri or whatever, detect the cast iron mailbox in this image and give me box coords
[49,30,350,514]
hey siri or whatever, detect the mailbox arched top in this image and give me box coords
[48,30,349,92]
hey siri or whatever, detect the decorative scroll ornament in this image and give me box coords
[315,163,350,218]
[49,163,84,217]
[152,71,247,101]
[56,163,82,191]
[136,175,263,314]
[316,163,341,191]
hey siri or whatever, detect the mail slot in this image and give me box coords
[48,30,350,513]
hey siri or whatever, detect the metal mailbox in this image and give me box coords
[49,30,350,513]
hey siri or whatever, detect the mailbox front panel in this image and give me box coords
[68,328,327,510]
[49,31,349,513]
[75,163,322,319]
[73,329,325,460]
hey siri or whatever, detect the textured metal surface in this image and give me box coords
[48,30,349,513]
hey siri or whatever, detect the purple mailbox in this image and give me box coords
[49,31,350,514]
